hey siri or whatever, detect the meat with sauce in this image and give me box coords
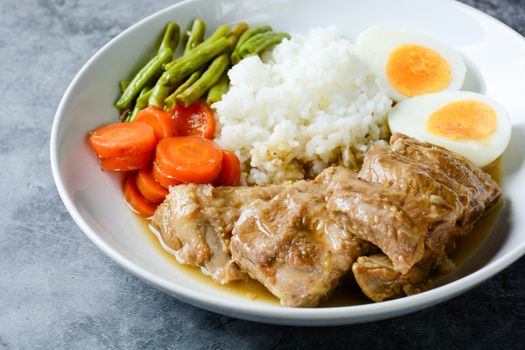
[359,144,464,257]
[326,173,427,274]
[230,167,373,307]
[351,134,501,301]
[389,133,501,225]
[352,254,432,302]
[352,251,457,302]
[151,184,282,284]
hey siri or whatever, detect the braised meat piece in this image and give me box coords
[231,168,373,307]
[326,174,426,274]
[351,133,501,300]
[352,254,432,302]
[359,134,501,258]
[389,133,501,225]
[152,184,282,284]
[359,145,464,255]
[352,251,457,302]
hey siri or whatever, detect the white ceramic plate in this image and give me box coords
[50,0,525,325]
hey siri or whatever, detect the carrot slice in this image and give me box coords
[100,151,153,172]
[215,150,241,186]
[136,167,169,203]
[155,136,223,184]
[123,173,157,217]
[135,107,177,140]
[171,101,216,139]
[89,122,157,158]
[152,160,181,189]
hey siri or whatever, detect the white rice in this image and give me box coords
[213,27,392,185]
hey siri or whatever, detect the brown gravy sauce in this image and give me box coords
[140,219,278,304]
[139,160,502,307]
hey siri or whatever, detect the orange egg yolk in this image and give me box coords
[426,99,497,140]
[386,44,452,97]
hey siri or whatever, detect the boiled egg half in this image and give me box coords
[357,26,466,101]
[388,91,511,167]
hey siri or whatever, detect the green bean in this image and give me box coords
[136,87,153,109]
[164,24,242,108]
[226,22,249,50]
[231,51,242,65]
[148,83,172,109]
[125,86,150,122]
[237,32,290,60]
[176,53,230,107]
[205,25,229,42]
[237,25,271,49]
[164,24,228,71]
[231,25,271,64]
[164,58,178,72]
[184,19,206,53]
[153,21,221,108]
[120,80,129,92]
[150,22,226,108]
[206,72,229,105]
[162,20,204,71]
[174,70,203,96]
[159,22,181,55]
[164,70,203,110]
[115,49,173,110]
[146,23,183,108]
[126,106,140,123]
[115,23,181,110]
[163,36,230,86]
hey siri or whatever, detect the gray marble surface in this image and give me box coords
[1,0,524,349]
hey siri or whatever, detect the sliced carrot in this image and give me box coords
[100,151,153,172]
[135,107,177,140]
[123,173,157,217]
[89,122,156,158]
[152,160,181,189]
[155,136,223,184]
[136,167,169,203]
[171,101,216,139]
[214,150,242,186]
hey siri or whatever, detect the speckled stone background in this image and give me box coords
[1,0,524,349]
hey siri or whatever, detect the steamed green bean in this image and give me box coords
[185,19,206,53]
[163,36,230,86]
[159,22,181,55]
[176,53,230,107]
[115,49,173,110]
[115,22,181,110]
[237,32,290,60]
[125,86,150,122]
[164,24,228,71]
[120,80,129,92]
[206,72,229,105]
[231,25,271,64]
[164,70,203,110]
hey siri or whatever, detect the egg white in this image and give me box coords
[357,26,466,101]
[388,91,511,167]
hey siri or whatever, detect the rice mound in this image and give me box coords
[214,27,392,185]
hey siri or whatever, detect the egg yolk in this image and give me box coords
[386,45,452,97]
[426,99,497,140]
